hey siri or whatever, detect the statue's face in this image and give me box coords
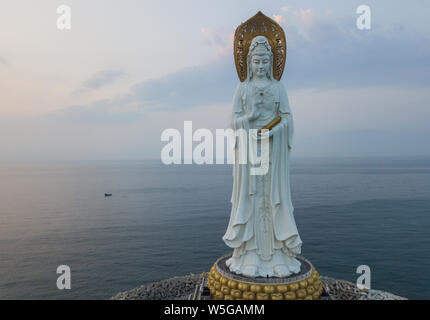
[251,53,270,79]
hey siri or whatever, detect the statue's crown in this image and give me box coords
[249,36,272,56]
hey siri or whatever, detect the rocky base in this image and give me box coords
[110,273,407,300]
[320,276,406,300]
[111,274,202,300]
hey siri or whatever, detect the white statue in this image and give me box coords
[222,35,302,278]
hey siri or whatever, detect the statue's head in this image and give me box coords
[247,36,273,81]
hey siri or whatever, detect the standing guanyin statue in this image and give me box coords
[208,11,323,301]
[222,14,301,278]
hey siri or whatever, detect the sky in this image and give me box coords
[0,0,429,161]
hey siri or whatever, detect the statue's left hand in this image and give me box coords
[257,130,273,139]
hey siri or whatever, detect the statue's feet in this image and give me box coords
[242,265,258,277]
[274,265,291,277]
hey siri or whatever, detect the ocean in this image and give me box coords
[0,157,429,299]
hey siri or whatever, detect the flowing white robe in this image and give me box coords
[222,80,302,277]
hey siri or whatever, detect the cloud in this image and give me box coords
[293,9,317,29]
[128,18,430,108]
[53,58,236,124]
[113,57,237,114]
[273,14,286,25]
[83,70,126,89]
[201,27,225,48]
[49,15,430,124]
[283,14,430,89]
[73,70,126,95]
[201,27,234,58]
[49,102,140,124]
[0,57,7,65]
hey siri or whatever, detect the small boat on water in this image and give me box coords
[104,193,112,197]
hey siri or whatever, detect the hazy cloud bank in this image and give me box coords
[55,16,430,123]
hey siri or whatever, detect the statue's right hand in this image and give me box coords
[247,105,260,121]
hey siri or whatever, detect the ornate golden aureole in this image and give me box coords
[234,11,287,82]
[208,255,323,300]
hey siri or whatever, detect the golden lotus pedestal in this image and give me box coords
[207,254,323,300]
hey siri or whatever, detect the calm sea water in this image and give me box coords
[0,157,429,299]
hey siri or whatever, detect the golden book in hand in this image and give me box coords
[257,116,281,134]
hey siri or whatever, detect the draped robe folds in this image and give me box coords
[222,80,303,278]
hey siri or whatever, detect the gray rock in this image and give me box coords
[320,276,407,300]
[110,274,202,300]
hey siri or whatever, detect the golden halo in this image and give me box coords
[234,11,287,82]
